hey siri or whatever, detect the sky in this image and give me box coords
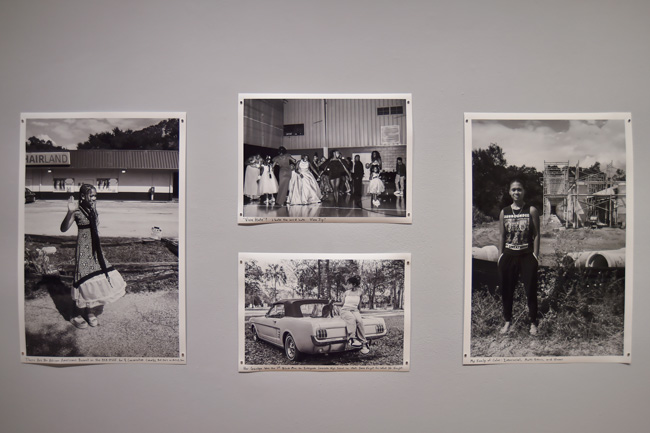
[472,119,627,171]
[26,118,167,150]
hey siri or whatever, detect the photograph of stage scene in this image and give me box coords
[239,95,411,222]
[467,116,631,362]
[241,254,409,371]
[21,115,185,363]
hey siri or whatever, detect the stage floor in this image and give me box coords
[242,193,407,219]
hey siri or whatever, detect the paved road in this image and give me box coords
[25,200,179,238]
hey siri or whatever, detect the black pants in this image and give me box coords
[352,177,362,195]
[498,252,538,325]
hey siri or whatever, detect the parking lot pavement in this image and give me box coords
[25,200,179,238]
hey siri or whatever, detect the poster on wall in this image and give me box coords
[239,253,411,372]
[238,94,413,224]
[19,112,187,364]
[463,113,633,364]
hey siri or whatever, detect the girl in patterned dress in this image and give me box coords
[60,184,127,329]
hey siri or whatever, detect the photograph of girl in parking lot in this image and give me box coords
[19,112,186,364]
[239,253,410,372]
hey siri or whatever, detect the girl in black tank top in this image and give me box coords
[498,179,541,335]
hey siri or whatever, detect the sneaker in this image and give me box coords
[348,338,363,348]
[360,344,370,355]
[71,316,88,329]
[87,313,98,327]
[530,324,538,336]
[500,322,511,334]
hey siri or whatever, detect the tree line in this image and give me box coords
[472,143,625,222]
[25,119,180,152]
[245,259,405,310]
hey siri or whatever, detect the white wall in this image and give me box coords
[1,1,650,433]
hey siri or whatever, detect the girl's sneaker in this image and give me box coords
[71,316,88,329]
[348,338,363,348]
[87,313,98,327]
[360,344,370,355]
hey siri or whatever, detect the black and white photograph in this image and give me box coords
[239,253,410,371]
[464,113,633,364]
[238,94,412,223]
[19,112,186,364]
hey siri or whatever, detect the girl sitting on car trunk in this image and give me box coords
[337,276,370,355]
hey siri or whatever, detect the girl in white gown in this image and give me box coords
[367,164,385,207]
[243,155,262,201]
[258,155,278,204]
[287,155,322,205]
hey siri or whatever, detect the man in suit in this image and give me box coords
[273,146,295,206]
[351,154,365,206]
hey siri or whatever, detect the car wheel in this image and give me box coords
[284,334,303,361]
[251,325,259,342]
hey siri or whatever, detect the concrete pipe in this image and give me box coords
[567,248,625,268]
[472,245,499,262]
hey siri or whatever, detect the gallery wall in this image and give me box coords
[1,0,649,432]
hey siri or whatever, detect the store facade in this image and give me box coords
[25,150,179,201]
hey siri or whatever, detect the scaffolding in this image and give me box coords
[542,161,570,225]
[542,161,626,228]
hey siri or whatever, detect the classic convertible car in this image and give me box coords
[249,299,387,361]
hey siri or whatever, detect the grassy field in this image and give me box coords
[471,266,625,357]
[471,222,626,358]
[244,314,405,366]
[24,234,179,298]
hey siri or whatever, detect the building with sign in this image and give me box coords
[25,150,179,201]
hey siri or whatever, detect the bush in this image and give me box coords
[472,206,493,226]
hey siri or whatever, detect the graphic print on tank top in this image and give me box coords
[504,205,531,252]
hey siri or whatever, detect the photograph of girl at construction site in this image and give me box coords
[465,114,632,363]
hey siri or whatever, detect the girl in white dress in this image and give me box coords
[367,164,385,207]
[243,155,262,201]
[258,155,278,204]
[287,155,322,205]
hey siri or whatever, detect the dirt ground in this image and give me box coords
[473,221,625,267]
[25,289,180,358]
[23,236,181,359]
